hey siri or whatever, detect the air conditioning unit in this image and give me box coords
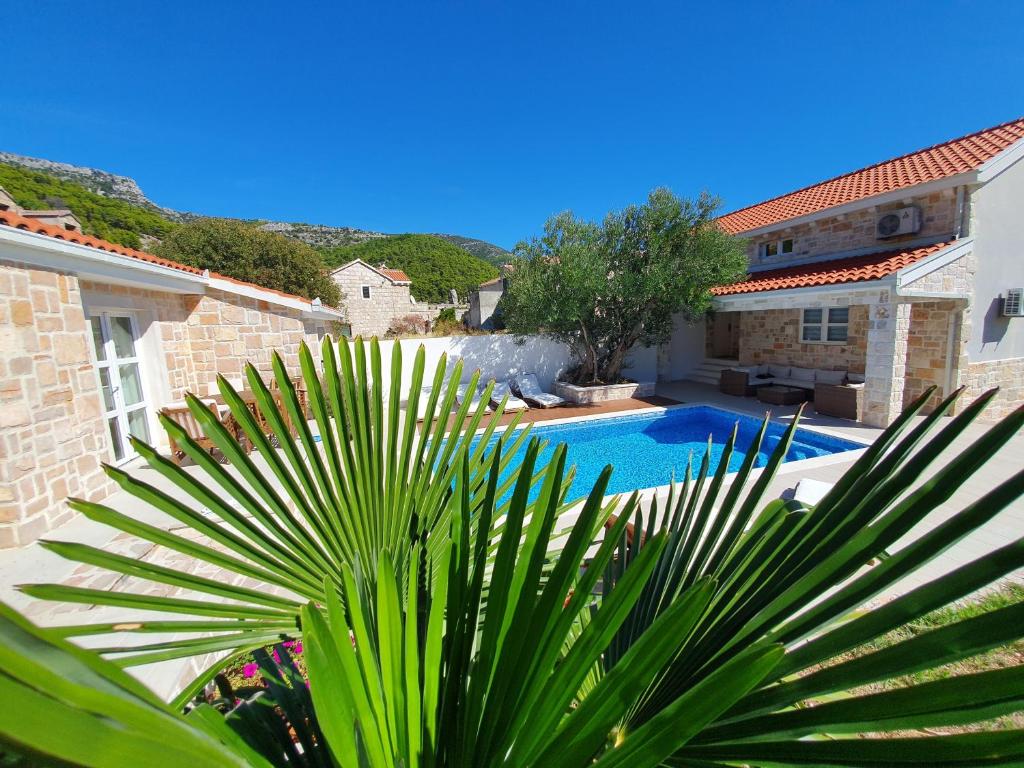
[1003,288,1024,317]
[876,206,922,239]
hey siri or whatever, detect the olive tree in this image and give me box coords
[501,188,746,385]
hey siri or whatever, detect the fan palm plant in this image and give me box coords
[7,336,1024,766]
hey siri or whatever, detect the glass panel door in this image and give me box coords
[87,313,150,464]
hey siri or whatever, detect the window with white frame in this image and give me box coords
[759,238,794,261]
[801,306,849,343]
[361,285,371,299]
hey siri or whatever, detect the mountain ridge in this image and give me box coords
[0,150,510,263]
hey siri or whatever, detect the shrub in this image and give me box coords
[386,313,430,337]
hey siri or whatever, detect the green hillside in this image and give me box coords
[322,234,499,303]
[0,163,176,249]
[434,233,510,266]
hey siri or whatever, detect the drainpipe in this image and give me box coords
[953,186,967,239]
[944,308,960,398]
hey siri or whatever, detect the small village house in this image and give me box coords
[467,275,506,329]
[330,258,429,337]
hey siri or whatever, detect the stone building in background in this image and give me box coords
[330,258,437,337]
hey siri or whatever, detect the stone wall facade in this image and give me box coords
[183,288,325,395]
[903,300,961,411]
[332,261,427,338]
[736,306,868,373]
[0,262,115,547]
[961,357,1024,421]
[745,190,959,268]
[1,262,331,548]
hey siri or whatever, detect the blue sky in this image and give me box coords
[2,1,1022,250]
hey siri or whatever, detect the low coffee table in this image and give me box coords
[757,385,807,406]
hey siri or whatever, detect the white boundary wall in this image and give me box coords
[374,334,657,396]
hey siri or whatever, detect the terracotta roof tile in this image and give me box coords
[0,208,339,309]
[711,241,952,296]
[380,268,411,282]
[719,117,1024,234]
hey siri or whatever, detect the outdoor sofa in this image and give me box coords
[720,364,865,420]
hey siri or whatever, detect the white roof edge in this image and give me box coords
[712,278,895,307]
[0,224,209,292]
[0,223,344,318]
[725,171,977,239]
[976,135,1024,183]
[895,238,974,291]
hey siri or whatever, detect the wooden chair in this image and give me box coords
[269,375,309,432]
[161,399,223,465]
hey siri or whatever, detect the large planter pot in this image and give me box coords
[553,380,656,405]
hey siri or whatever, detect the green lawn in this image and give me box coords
[823,581,1024,735]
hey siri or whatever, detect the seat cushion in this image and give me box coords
[816,369,847,385]
[767,364,791,378]
[790,366,816,382]
[774,378,815,390]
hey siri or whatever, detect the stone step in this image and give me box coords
[686,372,721,386]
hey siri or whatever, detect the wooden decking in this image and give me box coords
[443,395,681,431]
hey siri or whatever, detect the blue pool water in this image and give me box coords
[469,406,863,501]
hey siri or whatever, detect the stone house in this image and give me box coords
[0,208,344,547]
[330,259,429,337]
[0,184,82,232]
[467,276,506,329]
[698,116,1024,426]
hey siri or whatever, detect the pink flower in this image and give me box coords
[242,662,259,679]
[291,641,303,655]
[272,649,281,663]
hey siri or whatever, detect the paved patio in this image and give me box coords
[0,378,1020,700]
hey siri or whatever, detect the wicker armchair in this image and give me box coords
[720,368,756,397]
[814,383,864,421]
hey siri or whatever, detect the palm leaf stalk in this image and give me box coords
[6,331,1023,766]
[600,385,1024,765]
[19,335,566,703]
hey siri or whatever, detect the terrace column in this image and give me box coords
[862,296,911,428]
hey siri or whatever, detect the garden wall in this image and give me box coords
[373,334,658,397]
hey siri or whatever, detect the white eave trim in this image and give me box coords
[206,275,344,318]
[895,238,973,287]
[726,171,977,239]
[976,136,1024,183]
[0,225,209,293]
[712,278,895,308]
[894,238,973,299]
[0,224,345,320]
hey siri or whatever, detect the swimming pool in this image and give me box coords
[471,405,864,500]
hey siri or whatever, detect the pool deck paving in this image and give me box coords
[0,377,1020,700]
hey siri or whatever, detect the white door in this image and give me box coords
[88,313,151,464]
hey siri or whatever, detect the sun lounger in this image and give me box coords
[793,478,834,506]
[456,383,491,413]
[490,380,528,412]
[512,373,565,409]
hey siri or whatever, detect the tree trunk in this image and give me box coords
[573,322,598,385]
[602,342,630,384]
[600,324,643,383]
